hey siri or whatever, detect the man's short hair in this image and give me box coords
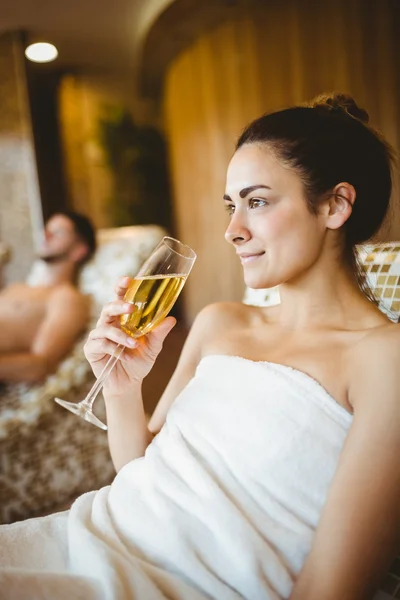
[56,210,97,264]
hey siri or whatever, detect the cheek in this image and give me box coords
[277,212,325,277]
[252,205,300,240]
[264,207,321,265]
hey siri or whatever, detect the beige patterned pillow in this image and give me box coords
[244,242,400,323]
[358,243,400,322]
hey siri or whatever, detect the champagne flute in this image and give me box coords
[55,236,196,430]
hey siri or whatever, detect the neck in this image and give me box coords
[31,260,78,287]
[276,263,375,331]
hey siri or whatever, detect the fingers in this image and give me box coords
[114,276,133,299]
[97,300,135,326]
[146,317,177,349]
[84,338,121,361]
[85,316,177,368]
[155,316,177,336]
[88,325,138,349]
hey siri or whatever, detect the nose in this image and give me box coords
[224,210,251,246]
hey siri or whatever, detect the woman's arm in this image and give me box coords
[87,311,178,472]
[290,327,400,600]
[83,277,176,471]
[84,275,233,471]
[104,311,205,471]
[104,382,152,471]
[106,302,233,470]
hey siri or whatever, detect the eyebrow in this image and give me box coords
[223,184,271,201]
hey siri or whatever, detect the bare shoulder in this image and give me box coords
[350,321,400,410]
[193,301,256,333]
[48,283,90,312]
[180,301,254,362]
[355,320,400,362]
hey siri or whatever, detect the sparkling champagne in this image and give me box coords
[120,274,186,337]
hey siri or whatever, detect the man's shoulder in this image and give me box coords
[1,281,27,294]
[49,283,89,310]
[51,281,81,296]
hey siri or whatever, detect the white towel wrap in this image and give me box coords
[0,355,353,599]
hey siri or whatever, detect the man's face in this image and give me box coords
[39,215,81,264]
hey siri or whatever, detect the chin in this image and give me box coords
[241,256,277,290]
[243,272,279,290]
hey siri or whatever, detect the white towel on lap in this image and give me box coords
[0,355,353,599]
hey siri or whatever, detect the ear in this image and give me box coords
[325,182,356,231]
[70,242,89,264]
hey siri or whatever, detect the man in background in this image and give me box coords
[0,211,96,384]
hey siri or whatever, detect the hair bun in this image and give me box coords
[311,92,370,124]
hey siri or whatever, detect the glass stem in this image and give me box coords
[83,344,125,410]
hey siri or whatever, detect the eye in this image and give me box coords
[225,203,235,216]
[249,198,268,209]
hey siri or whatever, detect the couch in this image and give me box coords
[0,224,166,524]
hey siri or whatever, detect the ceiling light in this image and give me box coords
[25,42,58,63]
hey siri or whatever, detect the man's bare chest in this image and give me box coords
[0,284,50,350]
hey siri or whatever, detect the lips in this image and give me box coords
[237,252,265,264]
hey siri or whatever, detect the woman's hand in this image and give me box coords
[84,276,176,395]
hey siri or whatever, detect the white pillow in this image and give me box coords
[79,225,166,315]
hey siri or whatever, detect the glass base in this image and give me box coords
[54,398,108,431]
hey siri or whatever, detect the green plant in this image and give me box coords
[97,105,173,229]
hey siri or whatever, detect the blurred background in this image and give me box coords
[0,0,399,324]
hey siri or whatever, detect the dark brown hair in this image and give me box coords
[236,92,395,300]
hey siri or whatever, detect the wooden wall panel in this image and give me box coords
[58,75,114,229]
[164,0,400,323]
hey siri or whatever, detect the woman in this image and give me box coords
[0,93,398,600]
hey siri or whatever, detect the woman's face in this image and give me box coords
[224,144,327,289]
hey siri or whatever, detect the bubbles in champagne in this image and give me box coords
[120,274,186,337]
